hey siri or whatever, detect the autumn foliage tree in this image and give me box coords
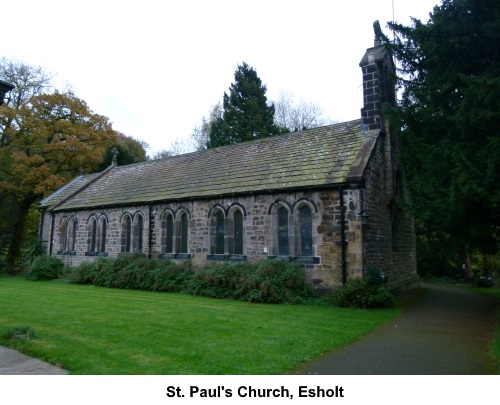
[0,91,117,272]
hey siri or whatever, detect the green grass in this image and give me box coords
[0,275,400,374]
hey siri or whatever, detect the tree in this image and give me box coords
[0,57,54,112]
[0,58,54,148]
[273,91,334,132]
[207,63,278,148]
[191,102,222,151]
[0,91,117,272]
[0,58,55,259]
[385,0,500,280]
[98,133,148,169]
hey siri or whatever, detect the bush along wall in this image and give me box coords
[68,255,315,304]
[25,255,64,281]
[326,267,394,309]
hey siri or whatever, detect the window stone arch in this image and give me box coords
[120,213,132,253]
[227,205,245,255]
[209,206,226,255]
[176,209,189,254]
[298,205,313,257]
[132,212,145,252]
[292,199,318,257]
[87,215,98,253]
[160,209,175,254]
[59,217,68,252]
[67,216,77,252]
[268,199,294,257]
[97,215,107,254]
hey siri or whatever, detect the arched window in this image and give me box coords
[59,218,68,251]
[277,207,289,256]
[97,217,107,253]
[133,214,144,252]
[233,210,243,255]
[161,212,174,254]
[179,212,188,254]
[121,215,132,253]
[215,210,225,255]
[88,217,97,252]
[299,205,313,256]
[67,217,77,252]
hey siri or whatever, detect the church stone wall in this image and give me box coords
[43,189,365,288]
[360,132,419,289]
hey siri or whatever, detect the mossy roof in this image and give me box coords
[39,172,102,209]
[46,119,374,211]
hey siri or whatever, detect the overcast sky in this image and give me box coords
[3,0,440,155]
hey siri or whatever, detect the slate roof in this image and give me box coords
[46,119,376,211]
[39,172,103,209]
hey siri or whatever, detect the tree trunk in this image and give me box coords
[458,245,475,282]
[5,196,36,274]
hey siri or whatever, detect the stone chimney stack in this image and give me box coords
[359,22,396,131]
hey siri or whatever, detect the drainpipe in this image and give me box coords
[339,187,347,285]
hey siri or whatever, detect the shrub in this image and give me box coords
[67,255,314,304]
[242,260,315,303]
[68,254,194,293]
[68,260,99,284]
[0,256,5,273]
[190,260,314,303]
[88,258,116,287]
[327,271,394,309]
[189,261,253,299]
[111,254,153,290]
[150,260,193,293]
[25,255,64,281]
[21,238,46,270]
[476,276,494,288]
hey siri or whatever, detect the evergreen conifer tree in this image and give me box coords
[385,0,499,279]
[207,62,278,148]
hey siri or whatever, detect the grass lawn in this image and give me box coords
[0,275,400,374]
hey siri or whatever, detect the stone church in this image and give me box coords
[38,35,419,291]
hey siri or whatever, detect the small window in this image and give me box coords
[133,215,144,252]
[60,219,68,251]
[121,215,132,252]
[88,217,97,252]
[180,213,188,254]
[162,213,174,254]
[277,207,289,256]
[216,211,225,254]
[234,210,243,255]
[299,206,313,256]
[67,218,76,251]
[97,217,107,253]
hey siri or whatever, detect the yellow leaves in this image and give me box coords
[0,91,120,199]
